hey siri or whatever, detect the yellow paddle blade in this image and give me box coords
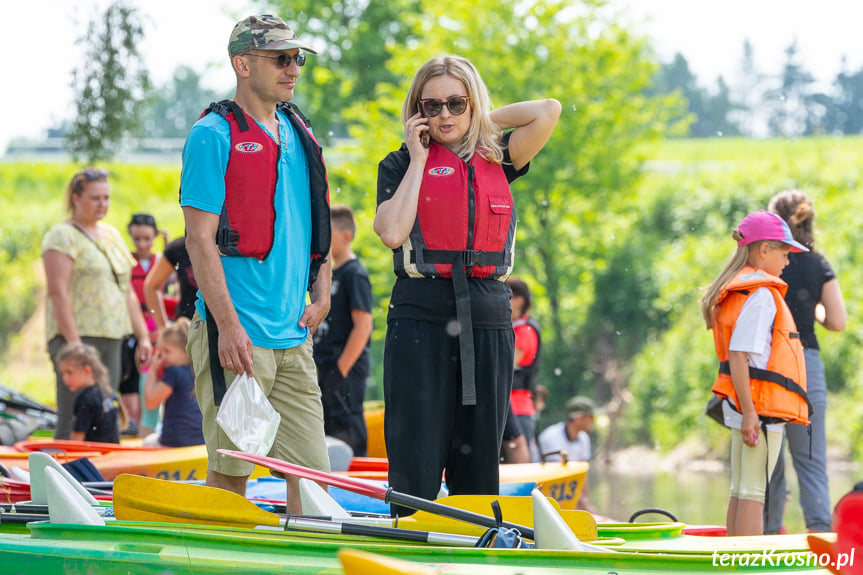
[338,549,437,575]
[402,495,597,541]
[113,474,280,528]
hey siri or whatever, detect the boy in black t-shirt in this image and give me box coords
[313,205,373,456]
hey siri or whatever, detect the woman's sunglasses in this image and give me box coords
[70,168,109,193]
[247,52,306,68]
[130,213,156,226]
[419,96,470,117]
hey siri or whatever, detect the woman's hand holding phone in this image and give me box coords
[405,112,430,159]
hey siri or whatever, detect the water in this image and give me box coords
[589,461,860,532]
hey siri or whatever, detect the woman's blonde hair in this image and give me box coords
[56,342,129,431]
[158,317,191,350]
[768,189,815,250]
[65,167,109,214]
[699,231,788,328]
[402,56,503,164]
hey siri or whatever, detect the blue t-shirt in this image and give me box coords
[180,108,312,349]
[159,365,204,447]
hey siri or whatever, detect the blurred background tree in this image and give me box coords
[66,1,151,163]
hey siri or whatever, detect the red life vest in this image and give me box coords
[710,265,811,425]
[512,315,541,388]
[192,100,331,287]
[393,141,515,280]
[130,254,155,311]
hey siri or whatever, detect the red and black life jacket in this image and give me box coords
[392,141,515,280]
[512,315,542,394]
[390,141,516,406]
[130,254,156,312]
[186,100,330,288]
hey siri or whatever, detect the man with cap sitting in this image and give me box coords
[537,395,598,512]
[180,14,332,514]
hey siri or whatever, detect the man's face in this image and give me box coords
[570,413,595,433]
[244,49,303,103]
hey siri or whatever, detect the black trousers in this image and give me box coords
[317,362,368,457]
[383,318,514,516]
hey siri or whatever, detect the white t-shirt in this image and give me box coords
[721,287,784,432]
[536,421,591,462]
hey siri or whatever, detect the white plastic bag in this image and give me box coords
[215,372,280,456]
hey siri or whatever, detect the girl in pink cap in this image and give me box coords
[700,210,811,536]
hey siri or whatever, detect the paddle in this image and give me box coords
[299,477,597,541]
[0,512,50,526]
[806,534,840,575]
[113,474,479,547]
[219,449,537,540]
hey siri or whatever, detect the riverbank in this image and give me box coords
[590,440,860,531]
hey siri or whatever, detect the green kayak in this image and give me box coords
[0,520,833,575]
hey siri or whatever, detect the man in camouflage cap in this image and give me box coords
[228,14,317,57]
[180,14,331,515]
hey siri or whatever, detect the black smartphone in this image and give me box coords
[418,105,430,147]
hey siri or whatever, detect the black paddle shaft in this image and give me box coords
[385,488,536,541]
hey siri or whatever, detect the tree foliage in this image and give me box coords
[66,1,151,163]
[141,66,231,139]
[261,0,421,143]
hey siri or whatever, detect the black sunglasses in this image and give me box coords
[71,168,109,193]
[419,96,470,118]
[247,52,306,68]
[130,213,156,226]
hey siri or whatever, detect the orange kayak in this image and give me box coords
[2,440,270,481]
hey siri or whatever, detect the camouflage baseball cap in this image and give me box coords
[228,15,317,57]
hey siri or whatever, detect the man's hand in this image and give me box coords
[299,300,330,335]
[219,323,255,377]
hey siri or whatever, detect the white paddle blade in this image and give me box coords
[299,477,351,519]
[9,466,30,483]
[44,467,105,526]
[28,452,98,506]
[531,488,583,550]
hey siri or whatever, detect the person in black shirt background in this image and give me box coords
[314,205,373,456]
[764,189,847,533]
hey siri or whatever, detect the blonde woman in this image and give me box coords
[374,55,560,515]
[764,190,846,534]
[42,168,151,439]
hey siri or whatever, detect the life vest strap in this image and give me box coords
[205,304,228,406]
[421,249,505,407]
[418,249,505,268]
[717,361,813,416]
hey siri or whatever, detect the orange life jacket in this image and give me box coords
[710,265,811,425]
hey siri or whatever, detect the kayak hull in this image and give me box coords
[5,441,586,510]
[0,521,833,575]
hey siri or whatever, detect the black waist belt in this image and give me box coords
[419,249,506,406]
[205,304,228,406]
[717,361,813,417]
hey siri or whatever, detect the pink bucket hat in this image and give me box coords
[735,210,808,252]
